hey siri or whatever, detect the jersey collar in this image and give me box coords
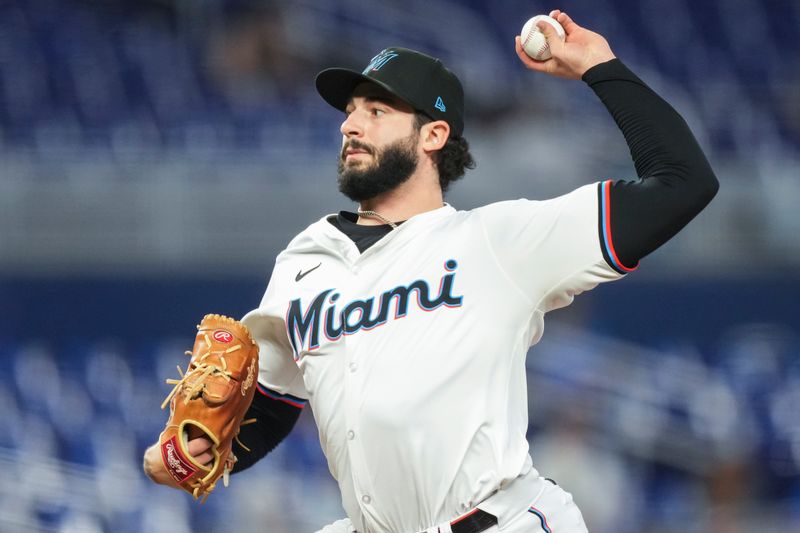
[309,203,457,263]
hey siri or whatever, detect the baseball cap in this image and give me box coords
[315,47,465,136]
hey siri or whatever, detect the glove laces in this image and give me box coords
[161,333,241,409]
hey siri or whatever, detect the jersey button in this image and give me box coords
[347,430,355,440]
[361,495,371,504]
[348,362,358,372]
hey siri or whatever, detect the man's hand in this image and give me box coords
[143,436,215,487]
[515,10,616,79]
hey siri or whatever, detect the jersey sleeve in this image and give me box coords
[242,267,310,402]
[477,182,630,314]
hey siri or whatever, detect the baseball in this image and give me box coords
[520,15,566,61]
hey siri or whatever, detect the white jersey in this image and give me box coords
[242,182,624,533]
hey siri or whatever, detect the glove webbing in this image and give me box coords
[161,334,241,409]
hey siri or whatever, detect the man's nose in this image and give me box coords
[340,112,364,138]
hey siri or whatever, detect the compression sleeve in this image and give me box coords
[583,59,719,270]
[231,384,305,473]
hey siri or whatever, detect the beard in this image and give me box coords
[337,132,419,203]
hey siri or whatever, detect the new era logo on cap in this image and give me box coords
[315,47,465,136]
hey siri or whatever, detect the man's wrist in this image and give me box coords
[581,58,645,86]
[143,442,174,486]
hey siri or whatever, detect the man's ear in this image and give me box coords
[420,120,451,153]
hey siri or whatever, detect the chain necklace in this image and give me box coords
[357,210,398,229]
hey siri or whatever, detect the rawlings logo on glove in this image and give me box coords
[158,314,259,500]
[162,437,197,481]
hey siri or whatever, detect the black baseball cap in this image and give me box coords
[315,47,465,136]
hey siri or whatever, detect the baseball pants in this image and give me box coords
[315,479,589,533]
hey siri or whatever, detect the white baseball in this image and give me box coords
[520,15,566,61]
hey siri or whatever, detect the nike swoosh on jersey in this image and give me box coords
[295,262,322,282]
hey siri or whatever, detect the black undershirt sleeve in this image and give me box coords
[582,59,719,269]
[230,388,303,473]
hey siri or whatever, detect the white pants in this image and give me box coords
[315,479,588,533]
[488,479,589,533]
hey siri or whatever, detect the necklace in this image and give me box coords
[357,209,398,229]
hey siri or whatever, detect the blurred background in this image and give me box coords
[1,0,799,531]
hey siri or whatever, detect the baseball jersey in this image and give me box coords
[242,182,624,533]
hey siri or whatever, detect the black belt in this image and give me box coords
[449,509,497,533]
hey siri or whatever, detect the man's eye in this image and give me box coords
[372,108,385,117]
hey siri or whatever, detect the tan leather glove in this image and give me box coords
[158,314,259,500]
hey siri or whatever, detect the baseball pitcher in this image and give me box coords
[144,9,718,533]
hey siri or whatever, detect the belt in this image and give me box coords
[449,509,498,533]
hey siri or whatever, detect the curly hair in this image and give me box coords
[414,113,476,193]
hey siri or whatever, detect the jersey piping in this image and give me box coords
[597,180,639,274]
[256,382,307,409]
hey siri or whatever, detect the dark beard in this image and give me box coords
[337,133,419,203]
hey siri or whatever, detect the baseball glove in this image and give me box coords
[158,314,259,500]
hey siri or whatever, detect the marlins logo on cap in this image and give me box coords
[364,51,400,73]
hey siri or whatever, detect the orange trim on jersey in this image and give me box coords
[256,382,306,409]
[601,180,638,273]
